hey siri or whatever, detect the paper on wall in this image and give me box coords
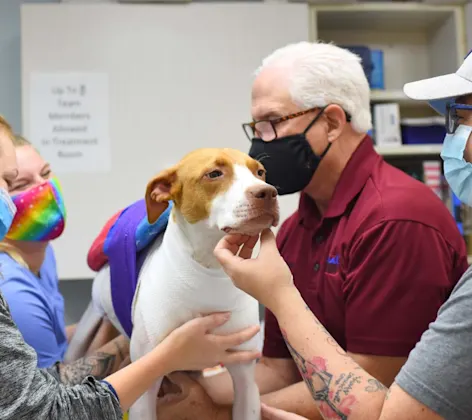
[29,72,110,173]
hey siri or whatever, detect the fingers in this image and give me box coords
[195,312,231,332]
[215,324,260,348]
[214,237,243,273]
[214,233,259,275]
[258,229,278,256]
[261,403,279,419]
[214,234,247,257]
[221,349,261,365]
[219,233,251,247]
[261,403,297,419]
[238,234,259,259]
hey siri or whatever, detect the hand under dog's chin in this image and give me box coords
[222,214,278,236]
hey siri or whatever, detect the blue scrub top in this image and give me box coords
[0,245,67,368]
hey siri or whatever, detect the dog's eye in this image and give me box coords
[206,170,223,179]
[257,169,265,177]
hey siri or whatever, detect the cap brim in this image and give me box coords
[404,73,472,101]
[403,73,472,116]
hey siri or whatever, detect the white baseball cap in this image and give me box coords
[403,50,472,115]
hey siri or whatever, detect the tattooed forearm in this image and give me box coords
[334,373,362,403]
[304,305,347,357]
[59,337,129,386]
[59,351,117,385]
[281,329,355,420]
[365,378,388,393]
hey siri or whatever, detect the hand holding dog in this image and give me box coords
[161,312,261,372]
[214,229,297,314]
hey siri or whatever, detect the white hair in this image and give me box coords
[255,41,372,134]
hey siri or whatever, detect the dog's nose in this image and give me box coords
[246,184,278,201]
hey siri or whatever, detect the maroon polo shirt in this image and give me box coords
[263,138,469,358]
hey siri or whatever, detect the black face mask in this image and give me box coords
[248,110,331,196]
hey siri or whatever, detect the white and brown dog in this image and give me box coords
[66,148,279,420]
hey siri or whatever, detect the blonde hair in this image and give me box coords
[0,243,28,268]
[0,129,33,269]
[0,115,14,141]
[12,134,32,148]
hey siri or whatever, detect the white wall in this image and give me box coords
[22,3,308,280]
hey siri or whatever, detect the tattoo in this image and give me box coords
[334,373,362,403]
[365,378,388,393]
[114,339,127,362]
[59,340,126,386]
[59,351,116,385]
[281,329,356,420]
[312,314,330,336]
[326,336,349,357]
[305,306,347,358]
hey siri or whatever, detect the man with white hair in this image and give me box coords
[155,41,468,420]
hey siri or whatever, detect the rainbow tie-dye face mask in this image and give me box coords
[6,177,66,242]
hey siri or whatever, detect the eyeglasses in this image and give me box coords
[242,106,352,141]
[446,102,472,134]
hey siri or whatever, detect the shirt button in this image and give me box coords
[313,262,320,271]
[315,235,323,244]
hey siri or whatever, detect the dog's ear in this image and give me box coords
[145,167,177,224]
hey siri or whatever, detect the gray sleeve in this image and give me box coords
[395,266,472,420]
[0,292,123,420]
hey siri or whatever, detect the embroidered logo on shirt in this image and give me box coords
[325,255,339,274]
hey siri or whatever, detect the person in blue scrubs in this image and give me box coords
[0,135,108,368]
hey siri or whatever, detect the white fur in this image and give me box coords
[66,160,278,420]
[254,41,372,134]
[129,217,261,420]
[209,164,268,232]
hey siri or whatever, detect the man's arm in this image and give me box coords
[260,354,406,419]
[86,318,121,355]
[268,289,389,420]
[57,334,129,385]
[201,356,300,405]
[201,350,405,419]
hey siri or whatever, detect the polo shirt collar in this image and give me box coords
[299,136,380,228]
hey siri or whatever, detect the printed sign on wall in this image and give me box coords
[29,72,110,173]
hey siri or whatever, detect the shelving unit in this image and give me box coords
[369,89,438,107]
[309,2,467,157]
[375,144,442,157]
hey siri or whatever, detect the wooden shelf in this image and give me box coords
[313,3,458,32]
[375,144,442,157]
[311,3,466,105]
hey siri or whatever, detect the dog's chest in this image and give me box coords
[131,241,259,348]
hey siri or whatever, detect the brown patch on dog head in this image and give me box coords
[145,148,266,225]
